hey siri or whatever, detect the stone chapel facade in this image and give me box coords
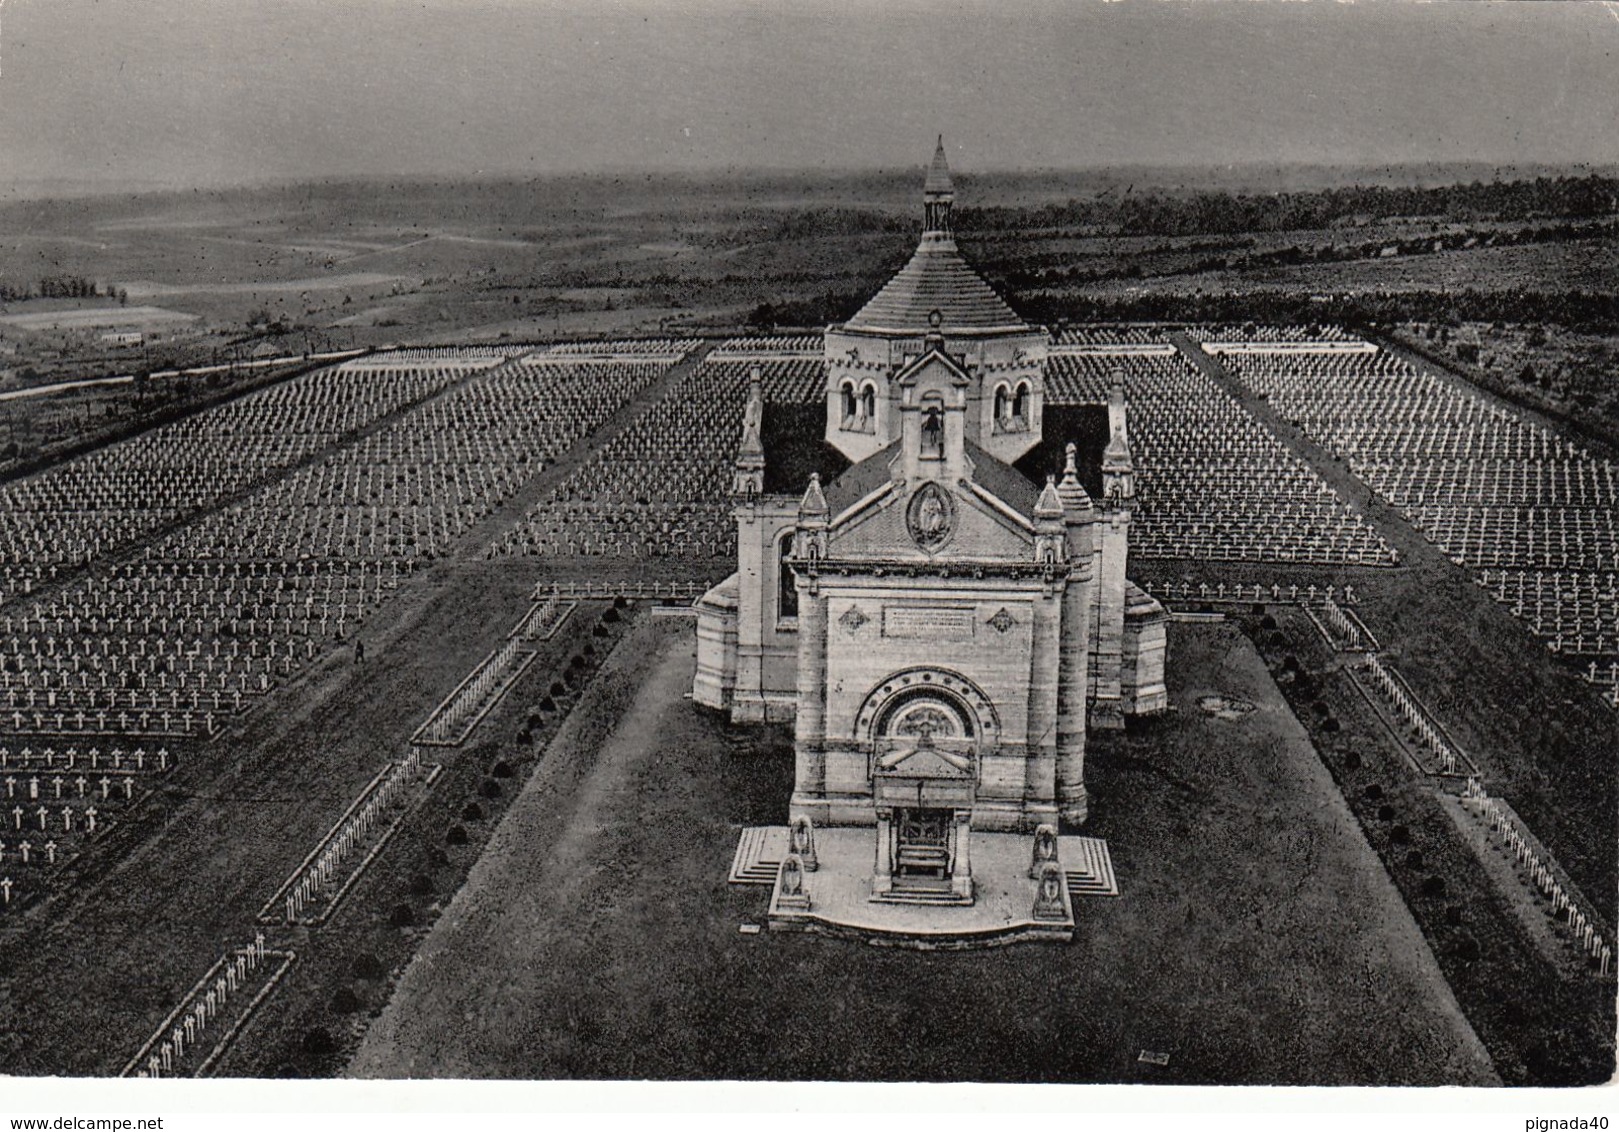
[695,140,1167,862]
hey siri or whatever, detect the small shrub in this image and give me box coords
[352,953,384,980]
[479,779,502,799]
[390,903,416,928]
[1363,784,1383,801]
[429,847,451,868]
[492,760,514,778]
[570,655,586,670]
[1420,876,1447,899]
[613,596,628,608]
[462,801,485,822]
[331,988,362,1015]
[1390,824,1410,844]
[539,696,557,712]
[1322,718,1340,733]
[1268,631,1287,648]
[1260,614,1276,629]
[516,729,532,746]
[602,607,620,623]
[1406,849,1426,869]
[1282,655,1300,673]
[550,681,566,698]
[409,873,434,896]
[301,1028,336,1057]
[1443,904,1464,926]
[1453,935,1480,964]
[446,825,469,846]
[1343,751,1362,771]
[527,712,543,730]
[1377,804,1395,821]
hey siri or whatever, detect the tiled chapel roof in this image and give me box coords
[844,243,1031,336]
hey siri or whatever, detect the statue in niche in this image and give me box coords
[1029,823,1060,877]
[789,815,818,871]
[1032,861,1067,922]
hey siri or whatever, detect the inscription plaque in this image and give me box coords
[882,606,976,640]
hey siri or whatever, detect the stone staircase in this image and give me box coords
[728,826,787,886]
[1061,835,1120,897]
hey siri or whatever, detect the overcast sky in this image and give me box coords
[1,0,1614,188]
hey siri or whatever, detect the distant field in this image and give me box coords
[1076,240,1619,299]
[0,304,197,331]
[121,272,411,298]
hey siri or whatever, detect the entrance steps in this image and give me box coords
[1060,835,1120,897]
[728,825,787,886]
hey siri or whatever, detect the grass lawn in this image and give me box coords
[348,618,1495,1085]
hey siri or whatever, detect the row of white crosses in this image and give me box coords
[515,597,565,642]
[282,749,423,923]
[0,744,168,771]
[1319,597,1367,650]
[1462,779,1614,977]
[1158,581,1360,607]
[8,802,99,834]
[4,772,133,802]
[4,707,216,738]
[533,579,704,602]
[419,636,527,745]
[546,337,690,357]
[139,934,272,1078]
[1361,655,1468,776]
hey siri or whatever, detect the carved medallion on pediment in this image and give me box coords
[906,482,954,552]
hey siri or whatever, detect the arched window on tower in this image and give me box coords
[777,530,799,621]
[859,384,877,432]
[840,381,858,427]
[993,384,1010,432]
[1012,381,1030,430]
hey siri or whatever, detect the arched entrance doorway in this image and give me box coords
[866,679,980,904]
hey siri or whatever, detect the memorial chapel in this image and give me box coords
[696,140,1166,901]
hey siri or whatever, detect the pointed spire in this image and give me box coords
[1103,368,1132,470]
[1057,440,1093,514]
[738,365,764,458]
[924,135,954,197]
[922,136,954,237]
[732,366,766,497]
[1035,474,1065,521]
[799,472,829,518]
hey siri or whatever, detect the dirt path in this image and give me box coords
[347,617,687,1078]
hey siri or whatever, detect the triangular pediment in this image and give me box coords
[827,474,1033,561]
[894,348,971,389]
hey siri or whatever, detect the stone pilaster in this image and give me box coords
[1057,565,1094,825]
[790,580,829,817]
[1090,508,1128,730]
[1025,586,1061,820]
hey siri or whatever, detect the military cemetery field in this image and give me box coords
[0,167,1614,1088]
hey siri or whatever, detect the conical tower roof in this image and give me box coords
[845,139,1029,337]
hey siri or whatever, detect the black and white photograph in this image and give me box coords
[0,0,1614,1119]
